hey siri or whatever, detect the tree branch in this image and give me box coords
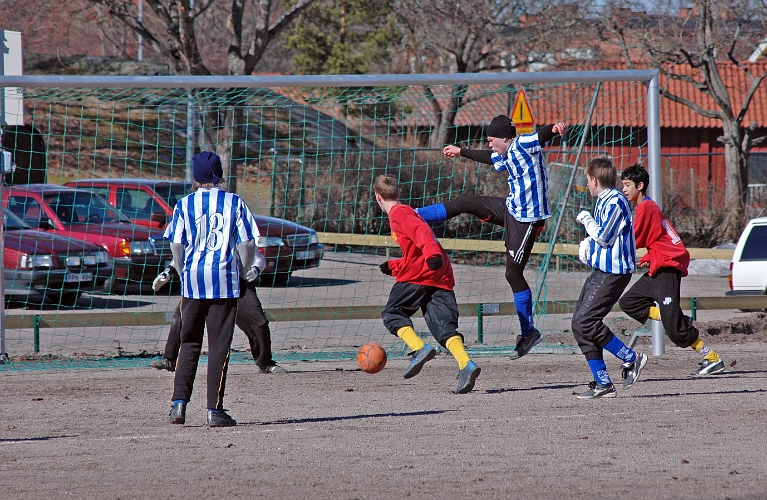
[658,88,722,120]
[736,71,767,123]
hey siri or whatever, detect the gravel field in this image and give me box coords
[1,336,766,500]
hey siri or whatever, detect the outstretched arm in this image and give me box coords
[538,122,566,145]
[443,144,494,164]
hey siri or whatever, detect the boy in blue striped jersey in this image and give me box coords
[419,116,566,360]
[573,158,647,399]
[164,151,261,426]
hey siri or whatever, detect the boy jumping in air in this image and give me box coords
[417,116,566,360]
[375,175,481,394]
[573,158,647,399]
[619,164,724,376]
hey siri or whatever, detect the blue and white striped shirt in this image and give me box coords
[586,188,635,274]
[491,131,551,222]
[164,187,259,299]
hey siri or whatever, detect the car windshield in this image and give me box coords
[4,208,32,230]
[43,190,131,226]
[152,182,190,209]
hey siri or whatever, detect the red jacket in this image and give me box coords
[634,197,690,277]
[386,204,455,290]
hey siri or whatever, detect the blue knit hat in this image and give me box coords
[192,151,223,184]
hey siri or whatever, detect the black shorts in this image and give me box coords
[381,282,461,347]
[444,194,545,267]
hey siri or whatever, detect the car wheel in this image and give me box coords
[102,277,127,295]
[48,291,82,307]
[260,272,292,286]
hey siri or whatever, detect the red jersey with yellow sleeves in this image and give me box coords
[385,204,455,290]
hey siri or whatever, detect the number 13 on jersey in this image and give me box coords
[195,212,225,251]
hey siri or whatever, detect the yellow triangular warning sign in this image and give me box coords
[511,89,535,134]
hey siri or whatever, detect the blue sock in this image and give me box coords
[587,359,612,386]
[415,204,447,223]
[172,399,187,406]
[603,334,636,363]
[513,289,535,335]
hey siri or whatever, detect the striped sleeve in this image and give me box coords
[588,189,635,274]
[233,196,259,243]
[591,202,628,248]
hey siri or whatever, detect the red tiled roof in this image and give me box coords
[391,62,767,130]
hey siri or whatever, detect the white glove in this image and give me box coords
[152,266,175,291]
[576,210,593,225]
[578,238,592,265]
[245,266,261,282]
[576,211,599,239]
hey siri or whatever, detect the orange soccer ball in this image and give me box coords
[356,343,387,374]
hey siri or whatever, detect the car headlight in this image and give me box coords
[309,232,319,245]
[130,240,157,255]
[81,255,97,266]
[19,254,55,269]
[257,236,285,248]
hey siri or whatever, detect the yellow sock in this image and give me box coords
[445,335,470,369]
[690,338,721,363]
[648,306,661,321]
[396,326,425,352]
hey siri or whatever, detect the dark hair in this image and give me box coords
[620,164,649,194]
[585,157,616,189]
[374,175,399,201]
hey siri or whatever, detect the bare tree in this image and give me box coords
[84,0,316,192]
[391,0,592,149]
[597,0,767,239]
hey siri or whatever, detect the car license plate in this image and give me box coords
[296,251,315,260]
[64,273,93,283]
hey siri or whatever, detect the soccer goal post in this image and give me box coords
[0,69,660,367]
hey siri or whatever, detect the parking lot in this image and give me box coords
[2,250,740,360]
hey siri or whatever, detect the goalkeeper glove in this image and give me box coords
[245,266,261,282]
[152,266,177,291]
[426,256,443,271]
[576,210,593,225]
[578,238,592,266]
[379,262,392,276]
[576,210,599,239]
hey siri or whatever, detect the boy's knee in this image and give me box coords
[505,264,528,292]
[571,313,594,338]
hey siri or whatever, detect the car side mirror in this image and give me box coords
[150,211,167,225]
[39,218,55,230]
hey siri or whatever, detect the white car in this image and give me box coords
[727,216,767,296]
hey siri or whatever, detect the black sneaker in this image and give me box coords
[692,359,725,377]
[403,344,437,379]
[454,361,481,394]
[169,401,186,424]
[577,381,617,399]
[621,352,647,390]
[508,329,543,360]
[207,410,237,427]
[151,358,176,372]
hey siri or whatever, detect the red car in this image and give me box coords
[4,184,173,293]
[3,208,113,306]
[65,178,323,285]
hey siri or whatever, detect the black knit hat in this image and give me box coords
[486,115,516,139]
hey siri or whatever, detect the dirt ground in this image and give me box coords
[2,314,767,500]
[537,311,767,350]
